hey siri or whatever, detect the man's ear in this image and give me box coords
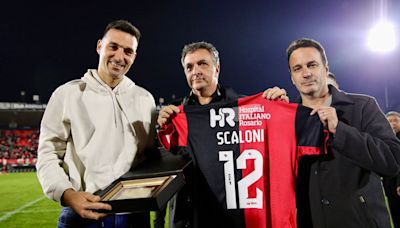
[132,52,137,62]
[96,39,102,54]
[215,63,220,78]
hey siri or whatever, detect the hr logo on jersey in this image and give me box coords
[210,108,235,128]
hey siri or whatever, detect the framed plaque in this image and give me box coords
[94,150,192,213]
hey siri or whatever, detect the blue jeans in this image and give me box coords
[58,207,150,228]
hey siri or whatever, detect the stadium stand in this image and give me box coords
[0,102,44,173]
[0,99,165,173]
[0,129,39,172]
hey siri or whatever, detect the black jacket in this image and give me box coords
[296,85,400,228]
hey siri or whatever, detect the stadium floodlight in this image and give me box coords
[367,20,397,53]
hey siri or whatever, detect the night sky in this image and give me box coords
[1,0,399,112]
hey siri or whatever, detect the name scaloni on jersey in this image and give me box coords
[216,129,264,145]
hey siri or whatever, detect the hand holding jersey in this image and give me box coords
[262,86,290,102]
[310,106,338,134]
[157,105,180,128]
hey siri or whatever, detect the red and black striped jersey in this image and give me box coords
[159,93,327,228]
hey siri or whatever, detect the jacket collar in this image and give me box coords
[328,85,355,122]
[329,85,354,106]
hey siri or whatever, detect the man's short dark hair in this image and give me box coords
[102,20,141,42]
[181,41,220,66]
[286,38,328,70]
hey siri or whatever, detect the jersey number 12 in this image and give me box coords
[219,149,263,209]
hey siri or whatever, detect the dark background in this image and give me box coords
[1,0,399,112]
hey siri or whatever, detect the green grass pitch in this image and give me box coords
[0,172,167,228]
[0,172,61,228]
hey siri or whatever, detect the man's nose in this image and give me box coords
[302,68,312,78]
[113,48,125,61]
[193,64,200,73]
[191,64,203,76]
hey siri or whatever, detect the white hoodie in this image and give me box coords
[36,69,156,202]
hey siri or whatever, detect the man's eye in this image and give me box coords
[125,49,134,56]
[293,67,301,72]
[109,45,118,50]
[198,62,209,68]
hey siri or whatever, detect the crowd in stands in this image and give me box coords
[0,129,39,162]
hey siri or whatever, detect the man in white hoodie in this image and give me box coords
[36,20,156,227]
